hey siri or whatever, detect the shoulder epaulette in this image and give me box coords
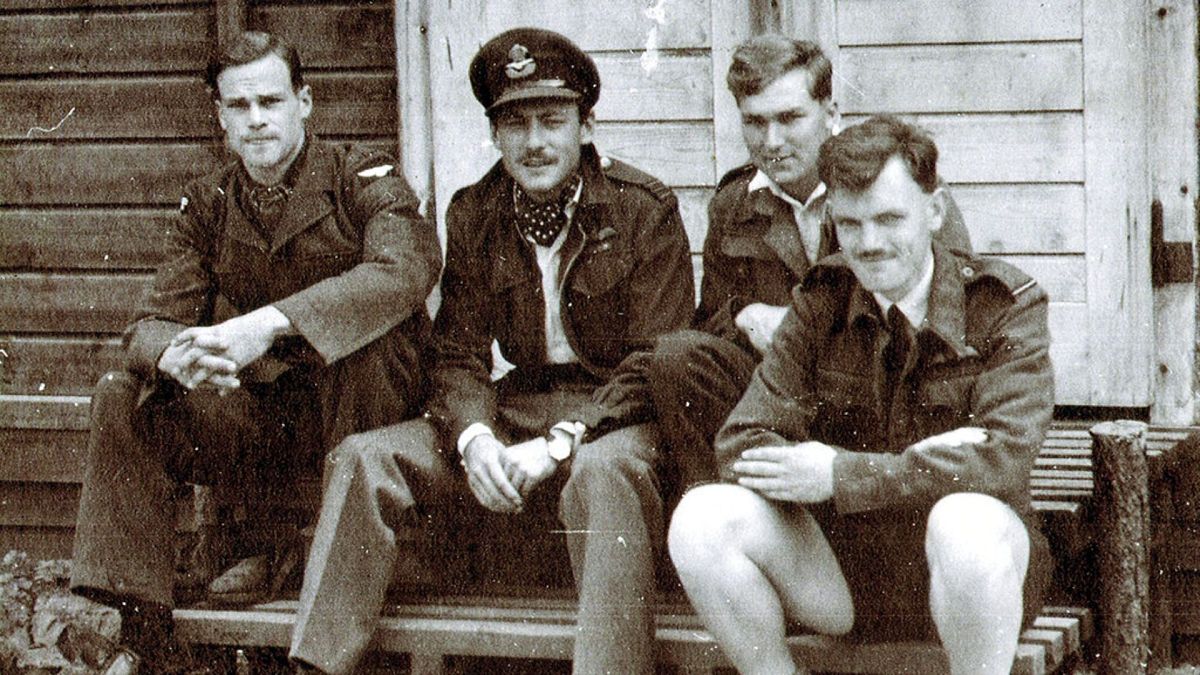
[716,163,756,190]
[598,155,673,202]
[960,255,1039,298]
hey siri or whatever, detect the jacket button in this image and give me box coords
[599,156,612,170]
[961,266,974,277]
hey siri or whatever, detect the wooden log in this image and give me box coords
[1090,420,1150,674]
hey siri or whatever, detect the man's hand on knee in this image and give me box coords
[501,438,558,498]
[172,306,294,372]
[462,434,524,513]
[732,442,836,503]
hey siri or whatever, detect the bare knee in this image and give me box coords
[669,484,773,573]
[925,493,1028,587]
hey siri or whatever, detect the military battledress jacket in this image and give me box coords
[697,164,973,343]
[428,145,694,444]
[124,138,441,441]
[715,243,1054,517]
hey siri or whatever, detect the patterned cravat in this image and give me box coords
[513,176,579,247]
[248,184,292,230]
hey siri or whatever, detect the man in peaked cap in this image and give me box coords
[288,28,693,674]
[68,30,440,672]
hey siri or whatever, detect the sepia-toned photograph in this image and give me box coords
[1,1,1199,673]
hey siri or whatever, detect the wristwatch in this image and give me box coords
[546,421,586,462]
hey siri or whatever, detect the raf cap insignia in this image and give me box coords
[505,44,536,79]
[357,164,394,178]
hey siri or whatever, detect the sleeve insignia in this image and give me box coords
[357,164,395,178]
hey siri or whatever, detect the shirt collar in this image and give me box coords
[747,169,826,210]
[871,251,935,327]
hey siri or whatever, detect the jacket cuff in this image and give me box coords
[832,451,903,514]
[457,423,495,457]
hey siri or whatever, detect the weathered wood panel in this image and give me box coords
[0,429,87,484]
[0,273,147,334]
[0,395,91,431]
[0,209,170,270]
[837,0,1081,45]
[1148,0,1198,424]
[840,44,1082,115]
[5,0,195,7]
[0,483,80,528]
[0,9,211,76]
[842,113,1085,185]
[594,122,714,188]
[1,141,397,206]
[0,336,124,397]
[676,187,708,252]
[465,0,712,51]
[254,3,393,69]
[0,527,75,560]
[918,113,1084,184]
[1048,302,1089,403]
[0,73,396,141]
[1,143,225,207]
[1081,1,1152,406]
[987,255,1086,304]
[951,185,1085,254]
[593,54,712,122]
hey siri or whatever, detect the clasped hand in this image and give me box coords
[734,303,789,354]
[462,435,559,513]
[157,306,291,393]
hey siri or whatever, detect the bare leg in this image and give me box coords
[926,492,1029,675]
[668,484,853,675]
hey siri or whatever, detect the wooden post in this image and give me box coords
[1091,420,1151,674]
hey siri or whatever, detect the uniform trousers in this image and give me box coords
[290,375,665,675]
[647,329,757,488]
[71,334,425,609]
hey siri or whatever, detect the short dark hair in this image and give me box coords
[817,115,939,194]
[727,33,831,104]
[205,31,304,97]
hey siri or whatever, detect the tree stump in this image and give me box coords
[1090,420,1150,674]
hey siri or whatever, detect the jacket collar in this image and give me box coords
[734,183,812,278]
[833,242,976,360]
[224,133,335,254]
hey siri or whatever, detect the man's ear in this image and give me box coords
[927,186,946,232]
[297,84,314,120]
[579,109,596,145]
[823,100,841,133]
[213,98,229,130]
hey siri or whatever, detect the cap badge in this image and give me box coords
[505,44,536,79]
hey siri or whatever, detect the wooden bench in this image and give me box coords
[170,423,1145,674]
[175,596,1093,675]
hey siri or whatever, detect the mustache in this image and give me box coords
[852,248,893,262]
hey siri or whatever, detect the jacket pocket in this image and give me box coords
[569,247,633,297]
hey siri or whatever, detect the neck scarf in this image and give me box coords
[513,175,580,247]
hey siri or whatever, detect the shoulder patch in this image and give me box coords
[357,164,394,178]
[601,157,673,202]
[717,163,756,190]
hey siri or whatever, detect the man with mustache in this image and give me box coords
[287,28,693,674]
[646,34,971,491]
[668,115,1053,675]
[69,30,440,671]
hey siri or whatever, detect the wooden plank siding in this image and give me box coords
[802,0,1156,407]
[0,0,401,557]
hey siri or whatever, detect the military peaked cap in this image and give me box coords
[469,27,600,114]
